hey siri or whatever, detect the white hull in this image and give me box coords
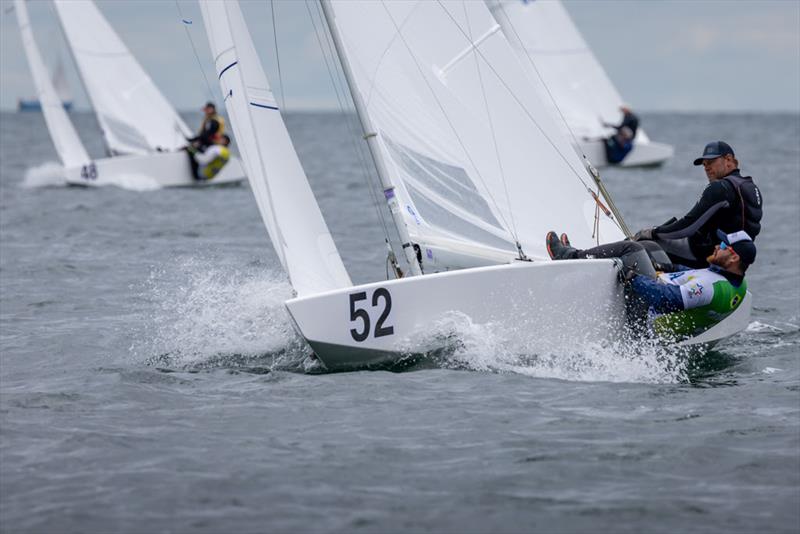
[286,259,753,371]
[64,151,246,187]
[580,139,674,168]
[286,260,627,370]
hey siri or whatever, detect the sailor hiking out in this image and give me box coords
[546,229,755,340]
[633,141,763,268]
[186,134,231,181]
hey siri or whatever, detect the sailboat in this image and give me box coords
[200,0,750,371]
[18,56,73,111]
[486,0,674,168]
[15,0,244,188]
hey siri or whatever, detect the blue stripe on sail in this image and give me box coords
[250,102,279,111]
[218,61,237,79]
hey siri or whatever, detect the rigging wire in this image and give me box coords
[269,0,286,110]
[174,1,215,103]
[461,2,521,256]
[379,1,520,248]
[435,1,625,235]
[492,5,631,238]
[303,0,397,254]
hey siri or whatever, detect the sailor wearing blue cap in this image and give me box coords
[632,141,763,269]
[546,229,755,340]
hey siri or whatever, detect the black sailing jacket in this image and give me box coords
[654,169,763,259]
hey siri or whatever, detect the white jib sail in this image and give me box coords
[200,0,351,297]
[14,0,89,168]
[486,0,651,143]
[325,0,624,261]
[53,0,192,155]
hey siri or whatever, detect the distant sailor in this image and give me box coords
[187,134,231,181]
[546,229,755,340]
[602,105,639,164]
[633,141,763,269]
[188,101,226,150]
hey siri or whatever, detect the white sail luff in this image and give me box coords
[53,0,192,155]
[200,0,351,296]
[14,0,89,168]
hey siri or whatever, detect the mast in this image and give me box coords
[319,0,423,276]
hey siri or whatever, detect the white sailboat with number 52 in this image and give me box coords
[200,0,748,371]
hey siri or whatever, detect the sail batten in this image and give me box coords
[200,0,351,297]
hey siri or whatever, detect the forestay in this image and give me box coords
[14,0,89,168]
[53,0,192,155]
[200,0,351,296]
[325,0,624,262]
[485,0,650,143]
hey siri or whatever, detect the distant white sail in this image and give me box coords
[14,0,89,168]
[51,56,72,103]
[324,0,624,261]
[53,0,191,155]
[486,0,649,142]
[200,0,351,296]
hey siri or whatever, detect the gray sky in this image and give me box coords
[1,0,798,112]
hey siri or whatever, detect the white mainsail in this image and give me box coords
[14,0,89,168]
[52,56,72,104]
[199,0,351,296]
[323,0,624,262]
[486,0,649,142]
[53,0,192,155]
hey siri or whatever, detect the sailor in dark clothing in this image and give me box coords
[603,105,639,138]
[187,102,226,150]
[633,141,763,269]
[602,105,639,164]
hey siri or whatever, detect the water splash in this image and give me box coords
[133,258,307,371]
[103,173,163,192]
[21,162,66,188]
[411,312,690,384]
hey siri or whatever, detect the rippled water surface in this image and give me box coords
[1,111,798,533]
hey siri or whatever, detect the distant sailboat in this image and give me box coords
[486,0,674,168]
[13,0,245,187]
[200,0,750,371]
[18,56,73,111]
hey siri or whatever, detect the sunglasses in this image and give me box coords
[719,241,728,250]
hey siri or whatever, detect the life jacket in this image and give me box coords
[653,268,747,340]
[199,113,226,137]
[200,146,231,180]
[721,172,762,240]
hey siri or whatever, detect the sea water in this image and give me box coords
[1,111,798,533]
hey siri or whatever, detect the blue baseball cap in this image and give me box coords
[717,229,756,266]
[693,141,735,165]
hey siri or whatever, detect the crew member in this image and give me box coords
[188,101,226,150]
[546,229,754,339]
[633,141,763,268]
[187,135,231,181]
[602,105,639,164]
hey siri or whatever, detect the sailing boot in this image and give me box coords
[546,231,578,260]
